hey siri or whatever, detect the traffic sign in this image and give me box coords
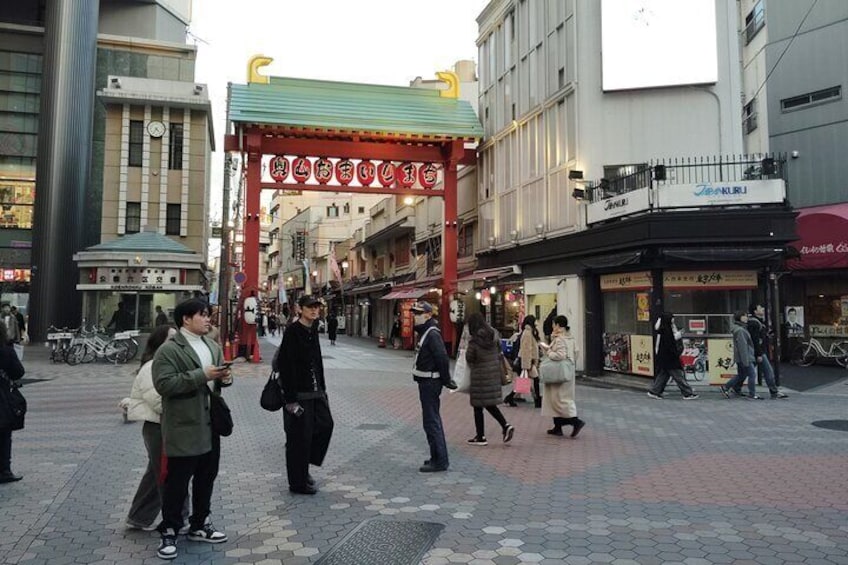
[234,271,246,285]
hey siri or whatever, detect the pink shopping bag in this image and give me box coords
[513,375,532,395]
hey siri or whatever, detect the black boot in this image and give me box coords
[504,392,517,407]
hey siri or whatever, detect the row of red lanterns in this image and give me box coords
[268,156,439,189]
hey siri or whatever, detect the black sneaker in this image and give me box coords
[719,386,731,399]
[187,523,227,544]
[157,529,178,560]
[444,380,458,390]
[503,424,515,443]
[467,436,488,446]
[771,391,789,399]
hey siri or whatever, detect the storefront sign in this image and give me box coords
[97,268,180,286]
[629,334,654,376]
[636,293,650,322]
[587,187,650,225]
[706,338,736,385]
[810,324,848,337]
[688,319,706,332]
[109,284,164,291]
[600,271,652,291]
[663,270,757,289]
[656,179,785,208]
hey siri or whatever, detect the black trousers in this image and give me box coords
[283,395,334,488]
[0,429,12,473]
[473,406,507,439]
[159,436,220,533]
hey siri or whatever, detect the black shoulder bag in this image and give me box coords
[260,370,284,412]
[209,382,233,437]
[0,370,26,431]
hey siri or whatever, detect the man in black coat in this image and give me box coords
[274,295,334,494]
[746,303,788,399]
[411,302,457,473]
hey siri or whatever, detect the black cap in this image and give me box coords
[298,295,322,307]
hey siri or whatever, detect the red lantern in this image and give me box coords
[314,158,333,184]
[357,160,376,186]
[335,159,354,185]
[418,163,438,188]
[269,156,289,182]
[292,157,312,183]
[397,162,417,188]
[377,162,396,187]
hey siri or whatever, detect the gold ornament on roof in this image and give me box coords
[247,55,273,84]
[436,71,459,98]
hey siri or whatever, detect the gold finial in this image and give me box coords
[247,55,273,84]
[436,71,459,98]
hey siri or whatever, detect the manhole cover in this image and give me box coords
[316,518,444,565]
[812,420,848,432]
[356,423,389,430]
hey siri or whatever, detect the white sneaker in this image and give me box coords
[646,391,663,400]
[157,529,178,560]
[187,523,227,544]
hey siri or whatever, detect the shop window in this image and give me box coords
[805,294,848,338]
[128,120,143,167]
[0,181,34,229]
[166,203,181,235]
[168,123,183,170]
[664,289,754,334]
[125,202,141,233]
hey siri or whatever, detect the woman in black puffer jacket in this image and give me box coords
[464,313,515,446]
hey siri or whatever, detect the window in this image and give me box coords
[358,206,365,214]
[781,86,842,112]
[394,236,410,266]
[458,224,474,258]
[745,0,764,44]
[326,204,339,218]
[743,98,758,133]
[343,202,350,214]
[128,121,143,167]
[166,204,180,235]
[126,202,141,233]
[0,180,34,229]
[602,164,651,196]
[168,123,183,170]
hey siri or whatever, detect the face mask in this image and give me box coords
[414,314,426,325]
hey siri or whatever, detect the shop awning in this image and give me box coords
[787,203,848,270]
[457,265,521,282]
[380,288,428,300]
[347,281,392,295]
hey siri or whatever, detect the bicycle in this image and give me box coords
[46,325,78,363]
[790,337,848,368]
[112,330,140,360]
[681,344,708,381]
[66,326,130,365]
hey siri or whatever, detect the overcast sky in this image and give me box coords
[190,0,489,256]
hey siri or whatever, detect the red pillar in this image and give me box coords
[440,141,463,352]
[241,133,262,358]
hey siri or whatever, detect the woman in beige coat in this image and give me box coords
[518,315,542,407]
[542,315,585,438]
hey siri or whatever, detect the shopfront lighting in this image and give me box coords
[403,196,414,206]
[489,286,497,294]
[475,291,482,300]
[341,260,349,270]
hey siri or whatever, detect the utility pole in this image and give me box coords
[219,83,233,341]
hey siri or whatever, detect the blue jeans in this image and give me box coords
[757,356,779,395]
[417,379,449,468]
[725,362,757,397]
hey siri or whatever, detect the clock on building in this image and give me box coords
[147,120,166,138]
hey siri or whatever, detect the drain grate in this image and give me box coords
[355,423,389,430]
[812,420,848,432]
[316,518,444,565]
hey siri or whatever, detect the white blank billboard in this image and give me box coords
[601,0,718,91]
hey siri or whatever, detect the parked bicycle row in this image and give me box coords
[46,324,139,365]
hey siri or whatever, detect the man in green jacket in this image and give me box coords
[152,298,232,560]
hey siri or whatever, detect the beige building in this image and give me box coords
[74,73,214,329]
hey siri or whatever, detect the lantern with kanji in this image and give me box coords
[269,155,289,182]
[314,157,333,184]
[397,162,417,188]
[377,162,396,187]
[418,163,438,188]
[292,157,312,182]
[357,160,376,186]
[335,159,354,185]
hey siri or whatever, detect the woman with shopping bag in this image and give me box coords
[541,316,585,438]
[463,314,515,446]
[518,315,542,407]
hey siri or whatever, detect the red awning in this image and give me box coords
[787,203,848,270]
[381,288,428,300]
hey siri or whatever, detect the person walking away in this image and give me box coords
[274,295,334,495]
[389,313,401,349]
[107,301,134,332]
[647,313,699,400]
[327,312,339,346]
[1,304,20,344]
[152,299,232,560]
[268,313,278,337]
[464,313,515,446]
[0,320,25,483]
[542,316,586,437]
[411,301,457,473]
[747,303,788,399]
[154,305,169,327]
[721,311,762,399]
[542,306,557,344]
[519,315,542,408]
[125,325,185,531]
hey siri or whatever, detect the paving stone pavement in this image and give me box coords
[1,335,848,565]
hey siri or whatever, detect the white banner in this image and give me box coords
[587,187,651,224]
[657,179,785,208]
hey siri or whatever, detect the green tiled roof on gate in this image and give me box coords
[228,76,483,139]
[86,231,195,254]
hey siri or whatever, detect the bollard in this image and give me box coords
[378,333,386,348]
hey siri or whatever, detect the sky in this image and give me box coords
[189,0,490,256]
